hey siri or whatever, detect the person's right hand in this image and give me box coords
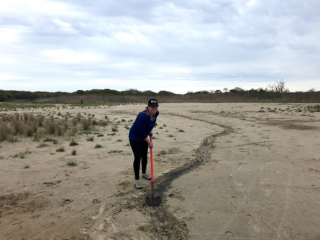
[148,142,153,148]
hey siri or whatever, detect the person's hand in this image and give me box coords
[148,142,153,148]
[149,130,153,137]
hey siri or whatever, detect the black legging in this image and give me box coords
[129,139,148,180]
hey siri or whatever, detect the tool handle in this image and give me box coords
[150,136,154,182]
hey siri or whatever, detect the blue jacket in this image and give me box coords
[129,110,159,141]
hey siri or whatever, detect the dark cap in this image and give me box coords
[148,99,159,107]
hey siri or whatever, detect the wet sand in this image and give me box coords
[1,103,320,239]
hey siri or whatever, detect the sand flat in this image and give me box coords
[1,103,320,239]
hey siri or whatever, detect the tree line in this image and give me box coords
[1,81,319,103]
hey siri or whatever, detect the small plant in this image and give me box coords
[24,165,30,169]
[116,139,122,142]
[71,150,76,155]
[67,161,77,167]
[163,124,166,127]
[121,119,126,122]
[56,147,65,152]
[37,143,49,148]
[8,138,18,143]
[97,134,104,137]
[108,150,123,153]
[44,138,57,144]
[168,134,174,137]
[159,127,163,129]
[95,144,102,148]
[178,129,185,132]
[87,137,94,141]
[69,139,79,146]
[33,133,42,142]
[112,127,118,132]
[108,133,116,136]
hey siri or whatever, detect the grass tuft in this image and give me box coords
[67,161,77,167]
[69,139,79,146]
[56,147,65,152]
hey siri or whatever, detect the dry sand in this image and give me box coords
[1,103,320,240]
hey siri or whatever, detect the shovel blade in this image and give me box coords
[145,193,162,207]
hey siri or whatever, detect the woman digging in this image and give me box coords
[129,99,159,189]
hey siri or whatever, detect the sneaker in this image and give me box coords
[142,174,151,180]
[135,181,143,189]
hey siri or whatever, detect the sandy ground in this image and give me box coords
[1,102,320,240]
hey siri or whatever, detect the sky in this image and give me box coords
[0,0,320,94]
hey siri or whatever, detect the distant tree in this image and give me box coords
[158,90,175,96]
[195,90,209,94]
[230,87,244,93]
[215,90,222,93]
[223,88,228,93]
[124,89,142,95]
[307,88,316,92]
[267,79,289,93]
[75,90,85,95]
[142,90,157,95]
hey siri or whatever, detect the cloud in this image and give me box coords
[0,0,320,93]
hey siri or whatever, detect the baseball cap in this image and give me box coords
[148,99,159,107]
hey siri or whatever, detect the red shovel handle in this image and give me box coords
[150,136,154,182]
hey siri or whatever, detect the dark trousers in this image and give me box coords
[129,139,148,180]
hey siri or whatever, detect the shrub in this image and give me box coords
[24,165,30,169]
[8,138,18,143]
[37,143,49,148]
[56,147,65,152]
[44,138,57,144]
[94,144,102,148]
[71,150,76,155]
[82,118,91,130]
[67,161,77,167]
[87,137,94,141]
[0,123,11,141]
[69,139,79,146]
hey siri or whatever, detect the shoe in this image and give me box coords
[142,174,151,180]
[136,181,143,189]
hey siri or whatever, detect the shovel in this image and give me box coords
[145,136,161,207]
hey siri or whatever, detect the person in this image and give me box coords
[129,99,159,189]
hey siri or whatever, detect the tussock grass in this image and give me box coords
[37,143,49,148]
[94,144,102,148]
[67,161,77,167]
[44,138,57,144]
[69,139,79,146]
[56,147,65,152]
[87,136,94,141]
[71,150,76,155]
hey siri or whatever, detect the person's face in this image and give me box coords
[148,106,158,115]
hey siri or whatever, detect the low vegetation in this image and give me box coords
[0,112,108,142]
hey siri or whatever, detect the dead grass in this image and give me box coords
[0,112,108,142]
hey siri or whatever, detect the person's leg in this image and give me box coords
[140,140,148,175]
[129,139,142,180]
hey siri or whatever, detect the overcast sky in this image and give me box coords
[1,0,320,94]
